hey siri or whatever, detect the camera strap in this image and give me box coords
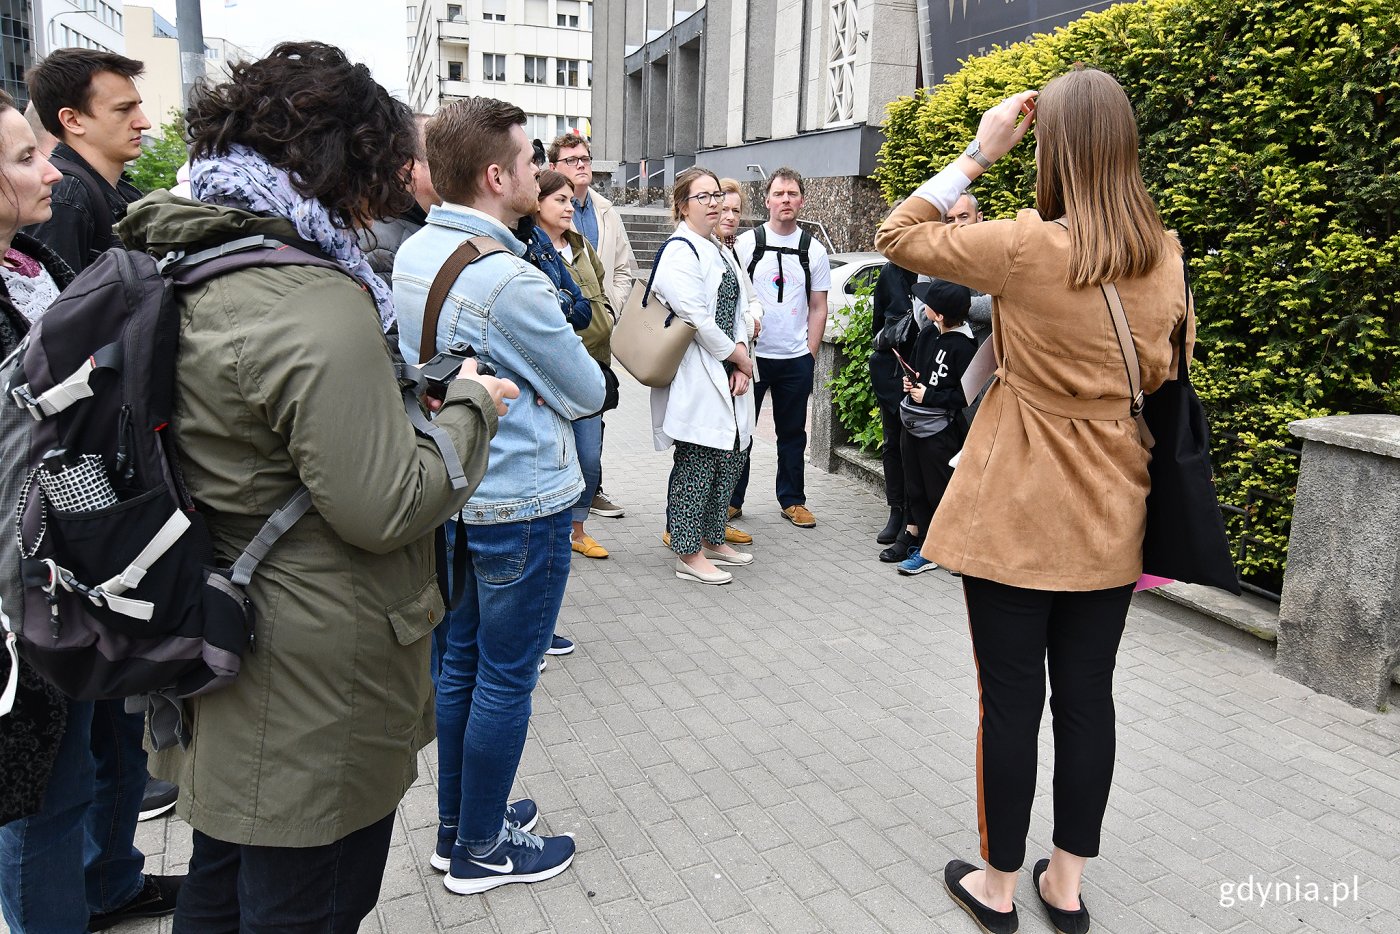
[419,236,512,364]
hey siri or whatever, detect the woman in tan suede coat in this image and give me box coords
[876,68,1191,934]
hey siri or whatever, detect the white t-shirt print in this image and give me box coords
[735,225,832,360]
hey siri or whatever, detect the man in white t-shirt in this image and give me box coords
[729,168,832,528]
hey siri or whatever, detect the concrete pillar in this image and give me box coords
[1276,415,1400,710]
[743,0,776,140]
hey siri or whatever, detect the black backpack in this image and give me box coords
[2,235,466,747]
[746,225,813,303]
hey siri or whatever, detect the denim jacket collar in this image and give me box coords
[426,201,528,257]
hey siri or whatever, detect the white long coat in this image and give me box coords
[648,221,760,452]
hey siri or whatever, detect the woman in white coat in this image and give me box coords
[650,167,758,584]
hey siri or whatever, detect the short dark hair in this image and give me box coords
[26,48,144,139]
[547,132,588,164]
[427,97,526,204]
[765,167,804,196]
[186,42,415,229]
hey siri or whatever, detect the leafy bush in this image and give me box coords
[872,0,1400,591]
[830,279,883,453]
[128,111,188,194]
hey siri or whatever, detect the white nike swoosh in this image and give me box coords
[470,856,514,874]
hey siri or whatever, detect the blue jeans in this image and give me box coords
[731,353,815,509]
[435,511,571,848]
[0,699,146,930]
[571,415,603,525]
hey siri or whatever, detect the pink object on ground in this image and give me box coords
[1135,574,1174,592]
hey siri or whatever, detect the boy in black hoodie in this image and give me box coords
[890,278,976,575]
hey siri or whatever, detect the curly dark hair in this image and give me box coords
[185,42,414,228]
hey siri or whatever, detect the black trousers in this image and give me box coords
[731,353,815,510]
[900,425,962,542]
[877,398,905,509]
[174,811,395,933]
[962,576,1133,872]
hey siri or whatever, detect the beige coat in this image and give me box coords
[876,200,1192,590]
[585,187,636,314]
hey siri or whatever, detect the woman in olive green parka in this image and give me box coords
[115,44,517,929]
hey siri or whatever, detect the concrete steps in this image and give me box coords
[618,207,765,271]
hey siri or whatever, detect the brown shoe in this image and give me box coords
[782,505,816,528]
[727,505,742,520]
[723,525,753,545]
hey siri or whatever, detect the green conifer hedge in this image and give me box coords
[868,0,1399,591]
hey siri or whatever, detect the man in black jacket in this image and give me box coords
[23,49,148,274]
[868,259,917,546]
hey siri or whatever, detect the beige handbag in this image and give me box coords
[612,238,700,387]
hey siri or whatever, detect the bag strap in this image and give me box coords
[420,236,509,364]
[641,236,700,309]
[1176,263,1194,381]
[1100,282,1155,449]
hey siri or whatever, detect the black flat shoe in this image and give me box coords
[1033,858,1091,934]
[879,530,917,562]
[877,508,904,545]
[944,859,1019,934]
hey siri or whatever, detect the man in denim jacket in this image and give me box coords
[393,97,605,896]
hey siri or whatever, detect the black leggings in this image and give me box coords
[963,576,1133,871]
[900,426,962,542]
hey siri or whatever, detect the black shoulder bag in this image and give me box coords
[1102,273,1241,594]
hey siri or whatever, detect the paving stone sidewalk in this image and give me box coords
[75,376,1400,933]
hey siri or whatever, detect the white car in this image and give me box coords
[824,251,886,340]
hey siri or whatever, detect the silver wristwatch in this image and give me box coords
[962,139,993,169]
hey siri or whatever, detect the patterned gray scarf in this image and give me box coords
[189,144,395,331]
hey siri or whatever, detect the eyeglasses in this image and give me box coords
[686,191,726,206]
[558,156,592,167]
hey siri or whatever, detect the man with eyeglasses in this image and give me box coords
[549,132,635,519]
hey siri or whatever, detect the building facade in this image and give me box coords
[35,0,125,55]
[0,0,36,106]
[124,4,250,134]
[593,0,919,250]
[406,0,593,142]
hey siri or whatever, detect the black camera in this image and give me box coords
[420,341,495,400]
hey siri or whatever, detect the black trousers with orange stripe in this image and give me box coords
[963,575,1134,872]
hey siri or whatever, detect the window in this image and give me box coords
[556,0,580,28]
[407,5,417,23]
[524,0,548,26]
[525,114,552,141]
[587,61,592,87]
[483,53,505,82]
[446,4,463,22]
[556,58,579,88]
[447,60,463,82]
[555,115,569,137]
[844,264,882,295]
[482,0,506,22]
[206,47,221,60]
[523,56,548,85]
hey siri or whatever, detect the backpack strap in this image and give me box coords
[420,236,509,364]
[48,154,116,259]
[797,228,813,298]
[227,486,315,586]
[746,225,766,283]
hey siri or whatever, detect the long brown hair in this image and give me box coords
[1034,67,1174,287]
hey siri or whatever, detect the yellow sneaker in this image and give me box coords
[723,525,753,545]
[571,534,609,559]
